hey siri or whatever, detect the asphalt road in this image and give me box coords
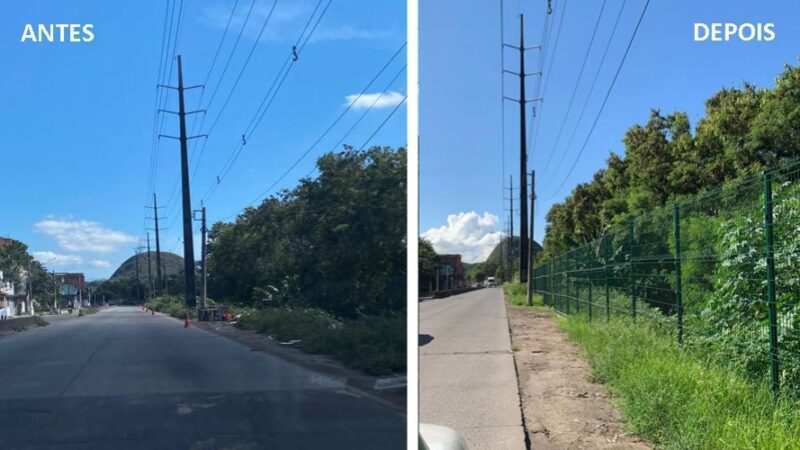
[0,307,404,449]
[420,288,525,450]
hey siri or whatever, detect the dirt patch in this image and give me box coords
[507,305,649,450]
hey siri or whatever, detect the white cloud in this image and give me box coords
[345,91,405,110]
[32,251,83,266]
[422,212,505,263]
[88,260,112,269]
[35,219,136,253]
[308,25,392,43]
[199,2,390,44]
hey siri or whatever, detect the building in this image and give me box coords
[0,270,28,318]
[435,254,465,291]
[55,273,87,308]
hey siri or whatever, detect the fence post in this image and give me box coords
[549,256,556,308]
[588,275,593,322]
[574,252,580,315]
[629,220,637,322]
[605,235,610,322]
[673,203,684,347]
[763,170,780,396]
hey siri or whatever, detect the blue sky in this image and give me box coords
[1,0,406,280]
[420,0,800,262]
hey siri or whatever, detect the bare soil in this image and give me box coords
[507,305,649,450]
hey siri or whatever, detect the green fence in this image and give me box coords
[532,158,800,396]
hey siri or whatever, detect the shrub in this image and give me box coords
[237,307,405,375]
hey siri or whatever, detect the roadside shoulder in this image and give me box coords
[506,303,649,449]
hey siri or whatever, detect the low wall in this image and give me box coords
[0,316,45,332]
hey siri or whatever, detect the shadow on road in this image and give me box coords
[419,334,434,346]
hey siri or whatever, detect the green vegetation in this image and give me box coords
[109,252,184,281]
[503,282,543,308]
[530,62,800,447]
[237,307,405,375]
[542,64,800,258]
[146,295,197,319]
[560,316,800,449]
[0,239,58,302]
[92,254,188,304]
[419,238,437,294]
[80,307,98,316]
[205,147,407,374]
[464,236,543,283]
[207,147,406,317]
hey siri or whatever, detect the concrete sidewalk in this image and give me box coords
[420,288,525,450]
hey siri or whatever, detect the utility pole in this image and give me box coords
[27,257,33,316]
[134,248,142,305]
[503,13,543,283]
[148,193,164,297]
[193,206,207,310]
[517,14,529,283]
[52,271,57,312]
[527,170,536,306]
[146,233,153,302]
[158,54,205,309]
[508,175,514,282]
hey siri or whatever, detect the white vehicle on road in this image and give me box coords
[486,277,496,287]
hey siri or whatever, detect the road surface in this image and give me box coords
[420,288,525,450]
[0,307,404,449]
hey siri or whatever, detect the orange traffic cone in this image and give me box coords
[184,313,190,328]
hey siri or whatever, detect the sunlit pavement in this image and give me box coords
[420,288,525,450]
[0,306,404,449]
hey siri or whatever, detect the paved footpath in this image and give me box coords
[420,288,525,450]
[0,306,404,449]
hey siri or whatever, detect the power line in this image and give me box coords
[301,64,407,181]
[197,0,258,124]
[541,0,569,95]
[231,47,406,206]
[538,0,608,176]
[162,0,288,226]
[221,93,407,223]
[200,0,333,203]
[526,0,563,153]
[542,0,628,186]
[153,0,187,194]
[357,95,406,151]
[144,0,184,235]
[543,0,651,200]
[187,0,243,147]
[189,0,281,179]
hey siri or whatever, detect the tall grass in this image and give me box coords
[238,307,406,375]
[503,282,543,307]
[560,316,800,449]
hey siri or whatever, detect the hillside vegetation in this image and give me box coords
[464,236,542,282]
[110,252,184,280]
[543,64,800,258]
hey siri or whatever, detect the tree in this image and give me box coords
[207,146,407,318]
[419,238,437,293]
[541,63,800,258]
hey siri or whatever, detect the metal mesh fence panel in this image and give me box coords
[532,157,800,396]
